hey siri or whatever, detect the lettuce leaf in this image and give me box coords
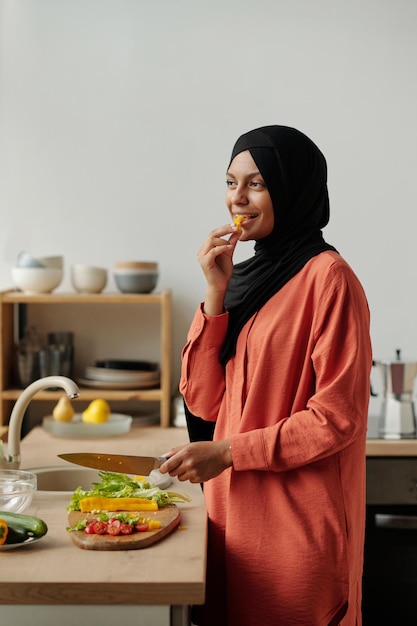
[67,471,191,511]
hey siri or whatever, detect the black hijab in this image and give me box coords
[220,125,337,365]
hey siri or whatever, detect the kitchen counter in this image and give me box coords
[366,437,417,456]
[366,414,417,456]
[0,425,207,612]
[366,415,417,506]
[2,416,416,612]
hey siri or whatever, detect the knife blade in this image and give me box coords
[58,452,166,476]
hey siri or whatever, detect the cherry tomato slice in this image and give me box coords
[120,523,133,535]
[107,519,121,536]
[135,522,149,532]
[92,521,108,535]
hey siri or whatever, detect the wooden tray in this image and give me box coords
[67,506,180,551]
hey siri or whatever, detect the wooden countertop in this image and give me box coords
[366,414,417,456]
[366,438,417,456]
[0,425,207,606]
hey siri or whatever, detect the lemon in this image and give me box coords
[82,399,111,424]
[52,396,75,422]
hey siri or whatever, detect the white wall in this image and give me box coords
[1,0,417,405]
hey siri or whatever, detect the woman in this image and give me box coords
[160,125,372,625]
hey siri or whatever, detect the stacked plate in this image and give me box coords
[79,360,160,390]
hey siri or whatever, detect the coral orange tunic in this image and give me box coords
[180,251,372,626]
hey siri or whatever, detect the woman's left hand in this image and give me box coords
[159,440,232,483]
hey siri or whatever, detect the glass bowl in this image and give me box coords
[0,470,37,513]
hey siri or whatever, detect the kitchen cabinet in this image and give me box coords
[0,290,172,428]
[364,434,417,625]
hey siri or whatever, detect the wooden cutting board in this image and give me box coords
[67,506,180,551]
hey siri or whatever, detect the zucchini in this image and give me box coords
[0,511,48,544]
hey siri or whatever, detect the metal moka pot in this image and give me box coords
[373,350,417,439]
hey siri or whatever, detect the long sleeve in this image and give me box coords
[180,304,228,421]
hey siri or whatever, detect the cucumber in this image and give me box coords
[0,511,48,544]
[4,525,29,544]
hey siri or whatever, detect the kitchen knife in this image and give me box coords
[58,452,167,476]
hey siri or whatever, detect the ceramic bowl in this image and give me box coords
[0,469,37,513]
[115,261,158,272]
[114,272,158,294]
[71,265,108,294]
[12,267,63,294]
[114,261,158,294]
[114,270,158,294]
[16,251,44,268]
[36,255,64,269]
[16,252,63,269]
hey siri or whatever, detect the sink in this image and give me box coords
[29,466,101,492]
[28,465,171,494]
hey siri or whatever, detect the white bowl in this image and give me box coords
[12,267,63,294]
[71,265,107,294]
[0,469,37,513]
[36,255,64,269]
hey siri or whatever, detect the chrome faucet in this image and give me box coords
[0,376,80,469]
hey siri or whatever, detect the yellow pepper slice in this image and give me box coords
[233,215,247,232]
[79,497,159,513]
[147,519,161,530]
[0,518,8,545]
[134,518,161,531]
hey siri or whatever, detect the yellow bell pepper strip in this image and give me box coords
[0,518,8,545]
[79,496,159,513]
[233,215,247,231]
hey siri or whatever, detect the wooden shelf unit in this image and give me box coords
[0,290,172,428]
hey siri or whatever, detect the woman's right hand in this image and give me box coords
[159,439,233,483]
[198,224,240,315]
